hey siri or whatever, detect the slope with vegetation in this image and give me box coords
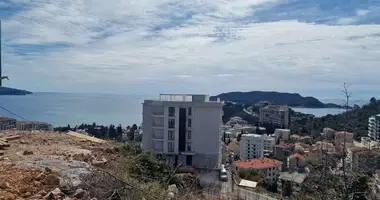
[291,97,379,139]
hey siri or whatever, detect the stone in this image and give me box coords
[43,193,56,200]
[22,192,32,198]
[43,174,60,185]
[43,188,62,200]
[19,140,28,144]
[91,157,107,168]
[168,184,178,195]
[45,167,53,174]
[0,182,11,189]
[33,181,41,187]
[73,188,86,199]
[35,173,46,181]
[3,193,15,200]
[23,150,33,155]
[0,151,4,156]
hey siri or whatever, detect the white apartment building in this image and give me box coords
[369,115,380,141]
[142,94,223,169]
[259,105,290,128]
[240,134,275,160]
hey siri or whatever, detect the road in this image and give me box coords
[218,170,278,200]
[243,108,259,117]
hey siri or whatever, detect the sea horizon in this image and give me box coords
[0,92,371,127]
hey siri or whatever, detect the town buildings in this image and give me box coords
[0,117,16,130]
[233,157,282,185]
[277,172,307,197]
[259,105,290,128]
[369,114,380,141]
[142,94,223,169]
[335,131,354,152]
[274,142,295,161]
[287,153,306,173]
[240,134,275,160]
[274,129,290,143]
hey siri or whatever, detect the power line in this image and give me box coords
[0,104,32,122]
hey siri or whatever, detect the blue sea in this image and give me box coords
[0,93,369,127]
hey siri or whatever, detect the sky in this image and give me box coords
[1,0,380,99]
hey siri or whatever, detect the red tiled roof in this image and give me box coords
[289,153,305,160]
[234,158,282,169]
[300,136,312,140]
[335,131,354,136]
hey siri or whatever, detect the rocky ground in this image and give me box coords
[0,130,123,200]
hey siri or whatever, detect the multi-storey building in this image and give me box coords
[233,158,282,185]
[369,115,380,141]
[0,117,16,130]
[240,134,275,160]
[142,94,223,169]
[335,131,354,152]
[259,105,290,128]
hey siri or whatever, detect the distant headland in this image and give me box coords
[0,86,32,95]
[210,91,346,108]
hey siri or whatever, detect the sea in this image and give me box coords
[0,93,369,127]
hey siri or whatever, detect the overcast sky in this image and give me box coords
[1,0,380,99]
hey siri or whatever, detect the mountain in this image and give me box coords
[0,86,32,95]
[210,91,343,108]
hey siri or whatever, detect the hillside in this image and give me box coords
[211,91,342,108]
[0,86,32,95]
[291,98,379,139]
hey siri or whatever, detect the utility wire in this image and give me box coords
[0,104,33,122]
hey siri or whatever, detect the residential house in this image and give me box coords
[233,158,282,185]
[240,134,275,160]
[335,131,354,152]
[288,153,306,173]
[0,117,16,130]
[274,142,295,161]
[277,172,307,197]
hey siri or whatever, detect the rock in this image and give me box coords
[19,140,28,144]
[73,188,86,199]
[91,157,107,168]
[3,193,16,200]
[43,174,60,185]
[35,173,46,181]
[45,167,53,174]
[104,148,113,153]
[168,184,178,195]
[0,182,11,189]
[167,192,175,199]
[22,192,32,198]
[0,151,4,156]
[43,188,62,200]
[23,150,33,155]
[33,181,41,187]
[37,190,48,196]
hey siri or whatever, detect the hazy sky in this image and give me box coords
[1,0,380,99]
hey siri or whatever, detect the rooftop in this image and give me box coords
[234,158,282,169]
[0,117,16,121]
[335,131,354,136]
[289,153,305,160]
[157,94,223,103]
[276,143,295,149]
[241,133,263,138]
[278,172,307,184]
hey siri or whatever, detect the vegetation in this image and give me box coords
[291,98,380,139]
[54,122,140,141]
[0,86,32,95]
[211,91,344,108]
[222,102,258,124]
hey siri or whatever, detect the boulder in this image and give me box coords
[73,188,86,199]
[43,174,60,186]
[23,150,33,155]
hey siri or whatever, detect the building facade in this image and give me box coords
[0,117,16,130]
[369,115,380,141]
[142,94,223,169]
[240,134,275,160]
[233,158,282,185]
[259,105,290,128]
[335,131,354,152]
[274,129,290,143]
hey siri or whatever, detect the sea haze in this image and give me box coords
[0,93,154,127]
[0,93,368,126]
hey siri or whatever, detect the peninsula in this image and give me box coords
[210,91,344,108]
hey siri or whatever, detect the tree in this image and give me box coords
[116,124,123,141]
[223,131,226,143]
[132,124,138,131]
[92,122,96,128]
[127,125,131,130]
[370,97,377,104]
[67,124,71,130]
[237,130,244,142]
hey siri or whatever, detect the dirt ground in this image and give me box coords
[0,130,125,200]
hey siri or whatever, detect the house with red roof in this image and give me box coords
[233,157,282,185]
